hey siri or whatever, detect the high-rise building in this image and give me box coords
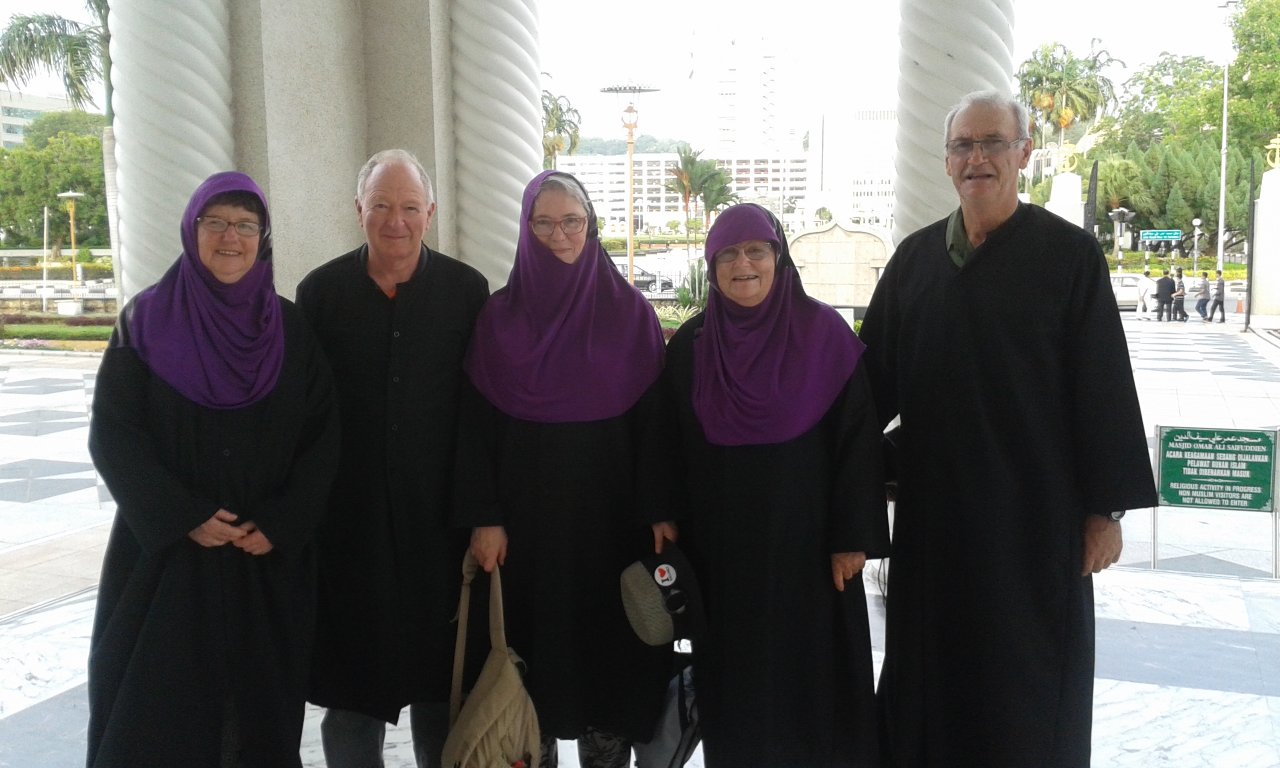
[1,90,74,149]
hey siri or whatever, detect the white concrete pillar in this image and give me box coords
[109,0,235,301]
[893,0,1015,245]
[109,0,541,302]
[1250,165,1280,316]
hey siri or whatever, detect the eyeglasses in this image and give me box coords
[713,243,775,264]
[197,217,263,237]
[530,216,586,237]
[944,137,1029,159]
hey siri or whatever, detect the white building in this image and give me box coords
[1,90,74,149]
[555,152,809,234]
[807,107,897,228]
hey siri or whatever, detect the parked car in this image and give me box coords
[612,259,674,293]
[1110,275,1140,311]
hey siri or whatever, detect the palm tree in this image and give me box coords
[1017,41,1119,147]
[700,168,738,229]
[666,145,707,252]
[541,90,580,170]
[0,0,111,121]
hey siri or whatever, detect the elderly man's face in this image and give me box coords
[944,102,1031,213]
[357,162,436,263]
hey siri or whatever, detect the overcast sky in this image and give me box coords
[8,0,1236,142]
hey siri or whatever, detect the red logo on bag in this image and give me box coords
[654,564,677,587]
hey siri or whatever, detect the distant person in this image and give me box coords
[652,203,889,766]
[860,90,1157,767]
[1209,269,1227,323]
[1194,271,1211,321]
[298,149,489,768]
[87,172,340,767]
[1173,267,1188,321]
[1138,269,1156,316]
[1155,269,1175,321]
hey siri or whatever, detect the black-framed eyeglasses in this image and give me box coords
[530,216,586,237]
[197,217,263,237]
[714,243,775,264]
[944,137,1029,159]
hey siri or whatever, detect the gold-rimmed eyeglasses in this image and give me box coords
[530,216,586,238]
[197,217,263,237]
[944,137,1029,159]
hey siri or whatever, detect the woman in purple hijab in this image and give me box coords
[456,171,670,767]
[86,172,340,768]
[650,204,889,766]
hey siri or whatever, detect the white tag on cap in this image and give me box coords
[653,564,677,587]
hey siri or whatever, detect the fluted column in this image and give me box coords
[109,0,233,301]
[894,0,1015,245]
[446,0,542,288]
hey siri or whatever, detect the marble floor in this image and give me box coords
[5,312,1280,767]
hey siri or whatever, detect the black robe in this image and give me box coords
[452,383,670,741]
[859,204,1157,767]
[296,245,489,721]
[86,300,340,768]
[653,314,890,767]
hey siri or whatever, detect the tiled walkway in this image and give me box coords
[4,311,1280,767]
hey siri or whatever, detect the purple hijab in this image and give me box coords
[465,171,664,422]
[128,172,284,410]
[693,204,863,446]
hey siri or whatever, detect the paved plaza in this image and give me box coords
[4,310,1280,766]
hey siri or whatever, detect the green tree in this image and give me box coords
[815,207,833,223]
[0,0,111,121]
[19,109,108,149]
[1097,54,1220,152]
[1017,41,1120,147]
[541,89,580,170]
[699,168,738,228]
[0,132,107,248]
[1227,0,1280,154]
[667,145,711,248]
[1161,185,1194,232]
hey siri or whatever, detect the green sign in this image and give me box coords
[1156,427,1277,512]
[1141,229,1182,241]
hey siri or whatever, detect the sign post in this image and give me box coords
[1140,229,1183,243]
[1154,426,1280,576]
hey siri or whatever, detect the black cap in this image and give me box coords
[620,541,705,646]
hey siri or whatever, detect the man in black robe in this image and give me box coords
[297,149,489,768]
[1155,270,1175,321]
[860,91,1157,768]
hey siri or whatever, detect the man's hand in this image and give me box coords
[470,526,508,573]
[1082,515,1123,575]
[652,521,678,553]
[188,509,246,548]
[831,551,867,591]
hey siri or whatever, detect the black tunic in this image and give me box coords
[86,300,340,768]
[452,383,670,740]
[297,245,489,721]
[654,314,890,767]
[859,205,1157,767]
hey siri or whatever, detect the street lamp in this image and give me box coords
[1216,0,1240,272]
[58,190,85,288]
[601,84,657,287]
[1192,217,1203,273]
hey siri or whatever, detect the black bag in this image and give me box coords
[633,650,700,768]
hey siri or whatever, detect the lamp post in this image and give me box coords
[601,84,658,287]
[58,190,85,288]
[1216,0,1239,272]
[1192,217,1203,273]
[621,104,639,285]
[42,206,50,312]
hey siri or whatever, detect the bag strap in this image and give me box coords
[448,551,510,726]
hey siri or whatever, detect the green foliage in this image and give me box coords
[653,303,698,329]
[0,263,113,280]
[19,110,108,149]
[541,89,581,170]
[815,207,833,223]
[666,219,682,233]
[677,259,708,310]
[0,132,107,248]
[1017,41,1120,146]
[600,237,624,253]
[686,220,703,234]
[2,323,112,341]
[574,135,685,154]
[699,168,738,227]
[0,1,112,120]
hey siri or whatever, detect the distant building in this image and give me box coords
[0,90,74,149]
[556,152,808,235]
[807,108,896,228]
